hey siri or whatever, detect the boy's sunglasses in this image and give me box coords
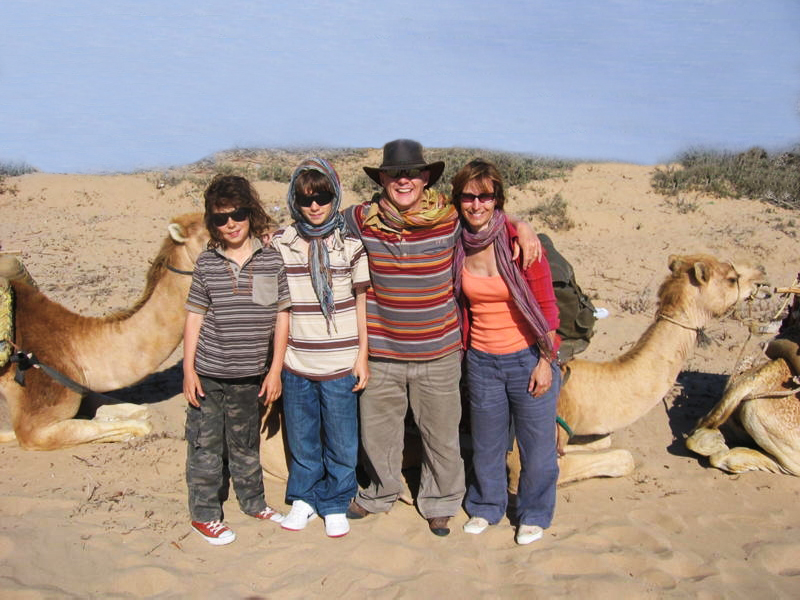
[210,206,250,227]
[295,191,334,208]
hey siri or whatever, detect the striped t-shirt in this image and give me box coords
[272,225,370,380]
[344,202,461,361]
[185,238,290,379]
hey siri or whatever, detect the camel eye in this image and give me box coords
[727,277,738,285]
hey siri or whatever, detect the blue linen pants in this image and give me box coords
[464,346,561,528]
[281,371,359,516]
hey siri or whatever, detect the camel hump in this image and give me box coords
[0,254,38,289]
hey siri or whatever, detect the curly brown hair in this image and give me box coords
[203,174,273,248]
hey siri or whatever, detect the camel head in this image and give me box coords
[166,213,209,270]
[660,254,767,321]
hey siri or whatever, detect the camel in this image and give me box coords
[685,286,800,476]
[530,254,767,485]
[259,254,767,490]
[0,213,209,450]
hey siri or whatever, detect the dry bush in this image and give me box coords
[526,193,575,231]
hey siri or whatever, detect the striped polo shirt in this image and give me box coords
[344,202,462,361]
[185,238,290,379]
[272,225,370,380]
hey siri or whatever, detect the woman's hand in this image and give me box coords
[528,357,552,397]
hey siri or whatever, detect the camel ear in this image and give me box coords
[168,222,189,244]
[668,255,684,275]
[692,261,710,285]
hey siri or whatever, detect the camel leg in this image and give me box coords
[557,449,635,485]
[708,447,786,475]
[693,359,792,431]
[0,430,16,443]
[17,417,152,450]
[508,437,634,491]
[564,435,612,452]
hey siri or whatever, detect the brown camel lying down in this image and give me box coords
[0,213,208,450]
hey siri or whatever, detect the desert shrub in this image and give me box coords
[0,161,37,176]
[257,164,292,183]
[661,194,699,214]
[619,287,653,314]
[426,148,576,192]
[0,176,17,197]
[350,172,380,194]
[652,146,800,209]
[526,193,575,231]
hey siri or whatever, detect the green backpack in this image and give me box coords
[538,234,596,363]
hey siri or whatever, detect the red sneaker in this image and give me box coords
[191,520,235,545]
[248,506,284,523]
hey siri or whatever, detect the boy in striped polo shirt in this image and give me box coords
[183,175,290,545]
[272,158,370,538]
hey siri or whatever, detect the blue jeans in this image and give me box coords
[464,346,561,527]
[281,371,358,516]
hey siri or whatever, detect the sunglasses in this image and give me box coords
[458,193,496,204]
[295,190,334,208]
[382,168,425,179]
[210,206,250,227]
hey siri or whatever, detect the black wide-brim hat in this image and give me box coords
[363,139,445,188]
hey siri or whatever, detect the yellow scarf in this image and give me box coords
[363,189,457,235]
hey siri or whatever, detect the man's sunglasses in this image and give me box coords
[210,206,250,227]
[382,168,425,179]
[295,191,334,208]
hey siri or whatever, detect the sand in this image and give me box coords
[0,157,798,598]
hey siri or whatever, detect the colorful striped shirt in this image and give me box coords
[272,225,370,380]
[344,202,462,361]
[185,238,290,379]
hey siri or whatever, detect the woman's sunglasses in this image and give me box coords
[210,206,250,227]
[295,191,334,208]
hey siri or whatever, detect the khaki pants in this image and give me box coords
[356,351,465,518]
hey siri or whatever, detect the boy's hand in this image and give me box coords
[352,356,370,392]
[261,368,282,404]
[183,368,204,407]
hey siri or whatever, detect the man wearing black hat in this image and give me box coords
[343,139,539,536]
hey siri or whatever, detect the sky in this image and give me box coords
[2,1,800,174]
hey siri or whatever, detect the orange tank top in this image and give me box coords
[461,267,537,354]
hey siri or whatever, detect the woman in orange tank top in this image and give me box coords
[452,159,561,546]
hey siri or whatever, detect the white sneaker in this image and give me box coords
[463,516,490,535]
[324,513,350,538]
[281,500,317,531]
[516,524,543,545]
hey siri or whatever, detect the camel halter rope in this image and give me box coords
[656,262,768,350]
[655,313,713,347]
